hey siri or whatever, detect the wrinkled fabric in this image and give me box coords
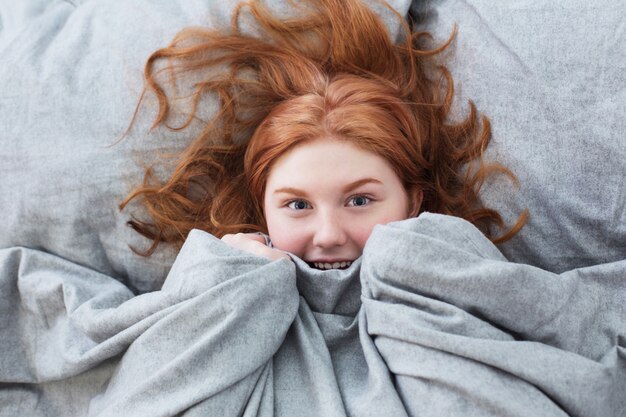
[1,213,624,416]
[410,0,626,272]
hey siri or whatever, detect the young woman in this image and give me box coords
[121,0,526,264]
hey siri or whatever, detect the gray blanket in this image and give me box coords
[1,213,624,416]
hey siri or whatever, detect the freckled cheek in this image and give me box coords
[266,219,309,257]
[353,213,407,250]
[352,224,377,252]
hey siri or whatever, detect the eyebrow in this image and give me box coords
[273,177,383,196]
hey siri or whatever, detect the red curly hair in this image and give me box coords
[120,0,526,255]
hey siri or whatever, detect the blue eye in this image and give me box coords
[348,195,371,207]
[287,200,310,210]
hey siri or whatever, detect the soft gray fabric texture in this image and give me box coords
[411,0,626,272]
[1,2,624,414]
[1,213,624,416]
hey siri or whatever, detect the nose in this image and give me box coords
[312,211,347,249]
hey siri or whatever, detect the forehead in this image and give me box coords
[265,138,399,189]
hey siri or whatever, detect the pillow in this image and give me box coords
[411,0,626,272]
[0,0,412,293]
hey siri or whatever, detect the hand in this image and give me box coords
[221,233,291,262]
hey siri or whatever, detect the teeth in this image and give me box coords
[313,261,352,270]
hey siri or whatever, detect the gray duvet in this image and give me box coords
[1,213,624,416]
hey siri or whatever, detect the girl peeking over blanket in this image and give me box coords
[121,0,526,267]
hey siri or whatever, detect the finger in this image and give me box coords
[256,245,290,261]
[221,233,266,245]
[242,233,267,245]
[222,233,289,261]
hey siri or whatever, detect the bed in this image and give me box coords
[0,0,624,416]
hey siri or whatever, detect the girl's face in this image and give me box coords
[263,138,420,270]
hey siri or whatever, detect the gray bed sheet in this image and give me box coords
[1,0,624,415]
[1,1,624,296]
[412,0,626,272]
[1,213,624,416]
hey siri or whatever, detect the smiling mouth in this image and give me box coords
[310,261,353,270]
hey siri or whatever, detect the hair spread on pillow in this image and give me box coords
[120,0,527,255]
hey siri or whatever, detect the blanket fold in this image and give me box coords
[361,214,626,417]
[1,214,624,416]
[2,230,300,416]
